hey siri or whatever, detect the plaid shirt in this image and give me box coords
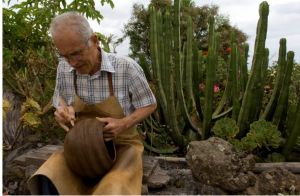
[52,49,156,116]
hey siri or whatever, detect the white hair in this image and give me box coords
[50,11,93,47]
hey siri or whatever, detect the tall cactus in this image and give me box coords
[150,6,183,147]
[260,38,287,121]
[240,44,249,96]
[272,51,295,127]
[281,96,300,160]
[237,1,269,138]
[174,0,199,133]
[186,16,195,109]
[231,42,240,122]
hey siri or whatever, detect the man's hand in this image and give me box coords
[95,102,157,142]
[54,106,76,132]
[96,117,127,142]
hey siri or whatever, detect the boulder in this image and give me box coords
[185,137,256,192]
[257,167,300,195]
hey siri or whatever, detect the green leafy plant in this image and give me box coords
[213,118,239,138]
[248,120,282,150]
[267,152,285,162]
[2,99,12,120]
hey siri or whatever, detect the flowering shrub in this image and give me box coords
[214,86,220,93]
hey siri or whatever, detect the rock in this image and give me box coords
[8,182,18,194]
[3,142,35,166]
[257,167,300,195]
[25,165,39,179]
[47,138,63,146]
[147,166,171,188]
[23,135,41,145]
[185,137,256,192]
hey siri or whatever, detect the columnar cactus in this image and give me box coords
[260,38,287,121]
[272,51,294,127]
[237,1,269,138]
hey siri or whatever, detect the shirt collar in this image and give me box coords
[69,47,115,76]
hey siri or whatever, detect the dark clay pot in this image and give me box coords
[64,119,116,178]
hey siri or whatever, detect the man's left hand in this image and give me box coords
[95,117,127,142]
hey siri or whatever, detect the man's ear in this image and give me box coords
[91,34,100,49]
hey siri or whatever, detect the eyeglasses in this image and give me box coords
[58,39,90,62]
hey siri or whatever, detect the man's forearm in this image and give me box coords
[123,102,157,130]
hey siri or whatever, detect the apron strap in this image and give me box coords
[107,72,114,96]
[73,71,78,95]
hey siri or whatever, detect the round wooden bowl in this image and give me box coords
[64,119,116,178]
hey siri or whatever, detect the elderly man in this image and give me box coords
[28,11,156,195]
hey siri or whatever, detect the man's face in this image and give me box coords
[53,29,100,75]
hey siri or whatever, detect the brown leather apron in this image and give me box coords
[28,72,144,195]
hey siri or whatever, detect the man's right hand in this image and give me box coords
[54,106,75,132]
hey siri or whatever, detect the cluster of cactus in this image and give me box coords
[139,0,300,159]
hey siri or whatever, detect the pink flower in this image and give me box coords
[153,132,156,135]
[199,83,205,91]
[37,89,40,92]
[150,70,153,74]
[214,86,220,93]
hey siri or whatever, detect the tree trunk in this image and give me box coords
[3,89,31,147]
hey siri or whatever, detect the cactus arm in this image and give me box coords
[241,44,250,95]
[231,43,240,121]
[186,16,195,107]
[214,33,220,71]
[208,15,214,49]
[281,96,300,160]
[174,0,200,134]
[255,48,270,119]
[195,50,204,120]
[202,48,215,140]
[237,1,269,138]
[193,40,203,120]
[260,38,287,121]
[157,11,166,93]
[139,53,151,81]
[182,42,187,86]
[164,12,173,106]
[272,51,294,127]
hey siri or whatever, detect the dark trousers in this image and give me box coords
[38,175,59,195]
